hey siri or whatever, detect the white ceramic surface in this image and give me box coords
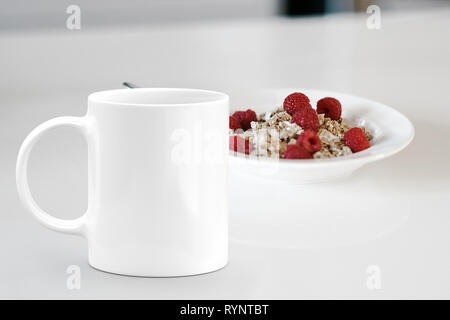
[230,89,414,184]
[16,88,229,277]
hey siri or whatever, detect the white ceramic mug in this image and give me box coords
[16,88,229,277]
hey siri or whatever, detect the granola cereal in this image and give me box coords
[229,92,373,159]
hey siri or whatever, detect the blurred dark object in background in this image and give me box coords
[282,0,450,16]
[282,0,326,16]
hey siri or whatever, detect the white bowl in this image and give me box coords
[229,88,414,249]
[229,89,414,184]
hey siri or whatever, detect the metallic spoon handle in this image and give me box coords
[122,82,139,89]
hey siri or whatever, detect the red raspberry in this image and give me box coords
[283,92,311,115]
[283,144,312,159]
[297,129,321,154]
[316,97,342,120]
[231,111,246,123]
[229,116,241,130]
[291,107,319,131]
[344,127,370,152]
[229,136,250,154]
[232,109,257,131]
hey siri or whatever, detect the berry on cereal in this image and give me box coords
[344,127,370,152]
[291,107,320,132]
[297,129,321,154]
[283,144,312,159]
[316,97,342,120]
[229,135,250,155]
[229,116,241,130]
[283,92,311,115]
[232,109,257,131]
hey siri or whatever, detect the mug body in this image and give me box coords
[85,88,229,276]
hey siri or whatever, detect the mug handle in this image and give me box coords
[16,116,88,236]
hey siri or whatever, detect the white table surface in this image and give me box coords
[1,8,450,299]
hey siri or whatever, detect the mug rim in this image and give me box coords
[88,88,229,107]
